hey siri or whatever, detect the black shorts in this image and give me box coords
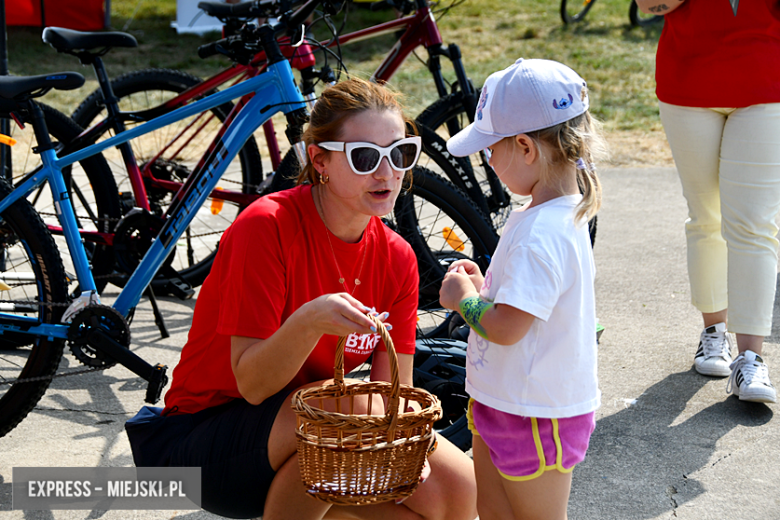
[125,390,291,519]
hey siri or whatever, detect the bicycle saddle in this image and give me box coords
[198,0,279,19]
[42,27,138,53]
[0,72,84,100]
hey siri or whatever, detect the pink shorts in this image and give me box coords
[467,399,595,481]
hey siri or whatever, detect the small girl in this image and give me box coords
[439,58,606,520]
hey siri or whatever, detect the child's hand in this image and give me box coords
[440,267,479,310]
[447,259,485,292]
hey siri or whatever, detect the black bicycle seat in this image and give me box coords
[0,72,85,100]
[198,0,280,19]
[42,27,138,53]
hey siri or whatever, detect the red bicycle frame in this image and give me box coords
[77,1,452,225]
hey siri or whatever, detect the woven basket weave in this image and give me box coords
[291,314,442,505]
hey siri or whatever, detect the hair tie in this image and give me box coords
[575,158,596,171]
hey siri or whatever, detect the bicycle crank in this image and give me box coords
[66,304,169,403]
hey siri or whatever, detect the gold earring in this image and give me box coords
[318,171,329,184]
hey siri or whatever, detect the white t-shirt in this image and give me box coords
[465,194,600,418]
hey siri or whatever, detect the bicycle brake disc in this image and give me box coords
[67,305,131,368]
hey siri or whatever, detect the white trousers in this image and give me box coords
[659,101,780,336]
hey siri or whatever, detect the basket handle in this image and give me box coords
[334,314,401,436]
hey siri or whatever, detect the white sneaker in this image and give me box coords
[694,322,732,377]
[727,350,777,403]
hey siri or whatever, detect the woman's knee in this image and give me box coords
[413,438,478,520]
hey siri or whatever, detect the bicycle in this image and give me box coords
[561,0,663,27]
[0,9,313,438]
[0,13,497,446]
[61,0,501,232]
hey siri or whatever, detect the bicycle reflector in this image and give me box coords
[210,187,224,215]
[442,227,465,252]
[0,134,17,146]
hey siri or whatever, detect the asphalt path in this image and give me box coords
[1,167,778,519]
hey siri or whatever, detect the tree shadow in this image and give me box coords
[570,370,773,519]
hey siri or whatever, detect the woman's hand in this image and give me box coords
[231,293,389,405]
[447,259,484,292]
[439,266,479,311]
[306,293,388,337]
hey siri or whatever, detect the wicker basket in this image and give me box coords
[291,314,442,505]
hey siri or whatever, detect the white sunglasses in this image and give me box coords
[317,136,422,175]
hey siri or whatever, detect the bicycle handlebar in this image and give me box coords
[197,0,324,61]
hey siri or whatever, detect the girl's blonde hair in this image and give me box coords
[297,77,415,186]
[516,89,607,223]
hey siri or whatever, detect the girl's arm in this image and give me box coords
[440,267,535,346]
[635,0,686,15]
[231,293,378,405]
[472,303,535,346]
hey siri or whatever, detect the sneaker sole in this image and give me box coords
[694,363,731,378]
[736,390,777,404]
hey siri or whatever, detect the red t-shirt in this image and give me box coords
[655,0,780,107]
[163,185,419,415]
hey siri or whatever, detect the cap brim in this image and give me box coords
[446,123,504,157]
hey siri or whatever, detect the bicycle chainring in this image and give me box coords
[67,305,131,368]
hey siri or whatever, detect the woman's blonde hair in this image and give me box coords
[516,89,607,223]
[296,77,415,186]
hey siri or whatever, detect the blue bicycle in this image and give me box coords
[0,16,312,437]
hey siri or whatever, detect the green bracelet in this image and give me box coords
[459,296,492,340]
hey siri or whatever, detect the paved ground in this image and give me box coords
[1,166,779,519]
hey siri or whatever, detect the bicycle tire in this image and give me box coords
[9,102,121,295]
[71,68,264,293]
[628,0,663,27]
[561,0,597,24]
[418,90,599,246]
[416,90,515,230]
[0,177,69,437]
[415,124,492,217]
[393,167,498,339]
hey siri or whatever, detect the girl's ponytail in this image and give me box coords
[526,103,607,225]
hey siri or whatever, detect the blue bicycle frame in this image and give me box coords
[0,59,306,341]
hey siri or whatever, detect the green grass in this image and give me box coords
[5,0,665,135]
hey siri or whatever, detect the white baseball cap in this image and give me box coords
[447,58,589,157]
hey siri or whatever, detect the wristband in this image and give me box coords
[459,296,492,340]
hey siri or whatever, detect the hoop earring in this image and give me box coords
[318,171,329,184]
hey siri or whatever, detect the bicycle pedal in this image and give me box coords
[165,278,196,300]
[145,363,169,404]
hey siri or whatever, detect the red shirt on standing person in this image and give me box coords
[163,184,419,415]
[655,0,780,108]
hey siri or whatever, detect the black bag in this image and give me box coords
[125,406,194,467]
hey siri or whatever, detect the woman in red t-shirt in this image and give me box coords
[639,0,780,403]
[125,78,477,519]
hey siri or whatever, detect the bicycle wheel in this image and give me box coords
[417,90,522,231]
[0,177,70,437]
[628,0,663,27]
[417,91,599,246]
[71,68,264,292]
[8,102,121,294]
[392,167,498,339]
[561,0,597,24]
